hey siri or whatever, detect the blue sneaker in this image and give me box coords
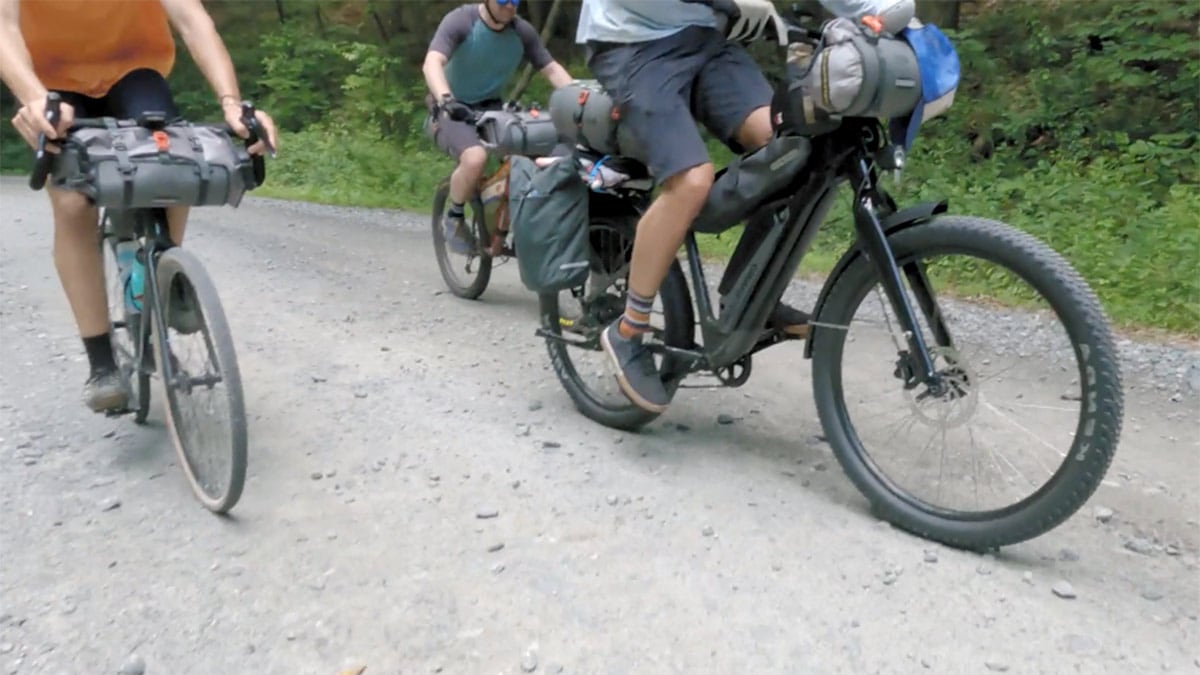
[442,212,472,255]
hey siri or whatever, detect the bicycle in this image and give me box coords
[535,12,1124,550]
[429,102,562,300]
[29,93,273,514]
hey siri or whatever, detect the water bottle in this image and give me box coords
[116,241,144,312]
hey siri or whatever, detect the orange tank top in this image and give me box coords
[20,0,176,98]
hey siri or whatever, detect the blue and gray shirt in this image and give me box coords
[575,0,717,44]
[429,4,554,104]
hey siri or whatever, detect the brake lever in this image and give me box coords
[29,92,63,191]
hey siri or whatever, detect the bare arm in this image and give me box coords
[158,0,277,152]
[158,0,239,106]
[422,51,453,101]
[0,0,46,106]
[540,61,573,89]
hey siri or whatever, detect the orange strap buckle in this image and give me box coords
[152,130,170,152]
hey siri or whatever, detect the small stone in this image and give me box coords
[428,474,440,482]
[325,469,337,478]
[701,526,715,537]
[675,424,690,432]
[516,424,531,437]
[1124,537,1157,556]
[491,562,506,574]
[1141,589,1164,601]
[118,654,146,675]
[717,413,735,425]
[882,571,898,586]
[521,648,538,672]
[528,401,543,412]
[606,495,618,506]
[0,645,10,655]
[814,462,827,472]
[476,508,499,519]
[1059,548,1080,562]
[1052,580,1077,599]
[923,550,938,563]
[542,441,561,449]
[1165,544,1181,556]
[1094,506,1114,523]
[984,659,1009,672]
[100,497,121,512]
[310,472,323,480]
[488,543,505,553]
[311,375,327,383]
[1170,393,1182,403]
[1022,571,1033,584]
[353,391,368,399]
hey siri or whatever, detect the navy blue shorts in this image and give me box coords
[53,68,180,121]
[586,25,773,184]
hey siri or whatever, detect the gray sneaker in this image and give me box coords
[600,321,670,413]
[83,369,131,413]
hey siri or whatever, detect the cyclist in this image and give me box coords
[423,0,573,254]
[575,0,814,414]
[0,0,279,413]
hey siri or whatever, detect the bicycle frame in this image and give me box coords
[666,120,949,393]
[113,207,182,391]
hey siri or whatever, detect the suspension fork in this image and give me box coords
[850,159,941,390]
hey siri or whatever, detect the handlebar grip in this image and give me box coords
[29,92,63,191]
[238,99,270,186]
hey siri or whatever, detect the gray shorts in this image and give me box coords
[586,25,773,184]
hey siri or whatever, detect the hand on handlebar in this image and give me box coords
[223,100,278,157]
[12,92,73,151]
[439,95,474,123]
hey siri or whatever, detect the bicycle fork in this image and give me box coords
[850,159,946,393]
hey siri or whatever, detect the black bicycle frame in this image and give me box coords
[122,207,181,388]
[677,123,943,388]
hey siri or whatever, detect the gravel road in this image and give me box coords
[1,176,1197,674]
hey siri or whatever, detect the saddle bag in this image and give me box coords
[477,109,561,158]
[548,80,638,157]
[51,119,257,209]
[508,154,590,294]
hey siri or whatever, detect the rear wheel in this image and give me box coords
[153,248,248,514]
[540,217,695,431]
[432,178,492,299]
[810,216,1123,549]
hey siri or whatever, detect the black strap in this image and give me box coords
[186,124,211,204]
[105,117,136,207]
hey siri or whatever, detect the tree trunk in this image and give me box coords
[507,0,565,102]
[274,0,286,23]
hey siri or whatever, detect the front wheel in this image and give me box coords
[153,248,248,514]
[431,178,492,299]
[540,216,696,431]
[810,215,1123,549]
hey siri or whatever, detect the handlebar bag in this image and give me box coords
[477,110,561,158]
[773,17,921,134]
[50,119,257,209]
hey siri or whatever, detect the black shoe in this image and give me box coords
[768,302,811,339]
[600,321,670,413]
[83,368,131,413]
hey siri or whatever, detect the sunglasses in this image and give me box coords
[495,0,520,6]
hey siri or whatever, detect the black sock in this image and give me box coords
[448,201,465,218]
[82,334,116,376]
